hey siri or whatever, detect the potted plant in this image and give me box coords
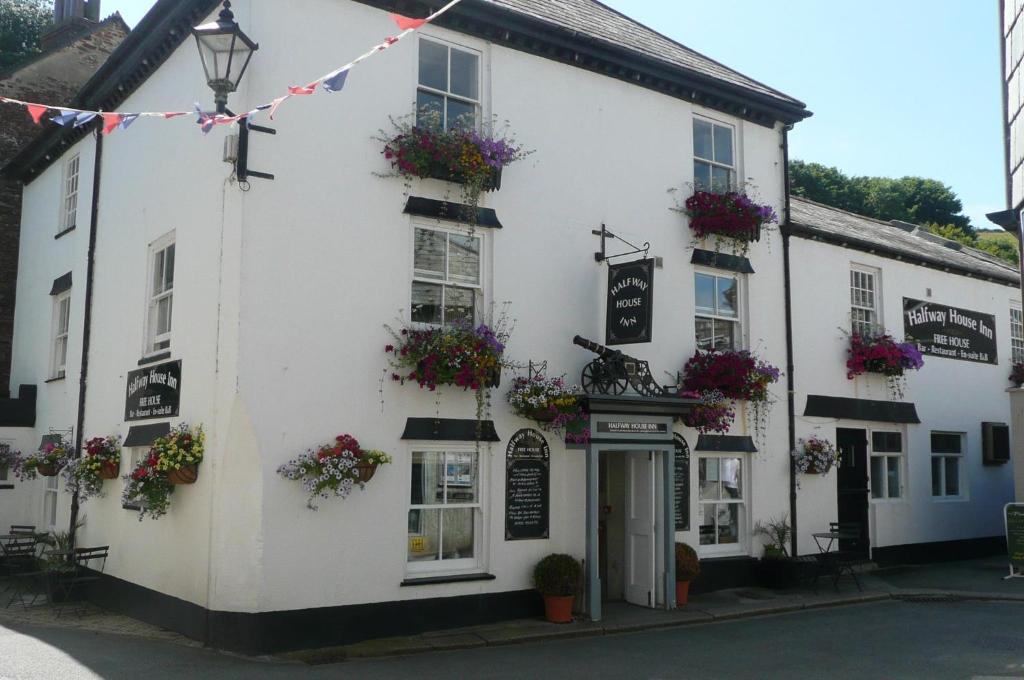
[678,390,736,434]
[17,440,71,480]
[674,542,700,605]
[152,424,205,485]
[683,189,777,255]
[277,433,392,510]
[122,449,174,521]
[846,332,923,399]
[507,373,589,444]
[533,553,581,623]
[792,436,841,476]
[681,350,780,441]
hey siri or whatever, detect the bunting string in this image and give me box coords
[0,0,462,136]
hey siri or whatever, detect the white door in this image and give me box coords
[625,451,656,607]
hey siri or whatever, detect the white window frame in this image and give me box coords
[410,222,484,328]
[1011,305,1024,364]
[696,453,748,558]
[144,233,175,356]
[50,291,71,379]
[850,265,882,337]
[694,269,744,351]
[692,115,736,192]
[43,474,59,529]
[60,153,80,234]
[407,444,487,576]
[869,429,905,502]
[930,431,966,501]
[416,36,482,131]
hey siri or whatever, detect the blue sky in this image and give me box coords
[106,0,1004,229]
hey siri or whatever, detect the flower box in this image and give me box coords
[99,461,119,480]
[167,465,198,485]
[37,463,60,477]
[428,165,502,192]
[683,191,776,253]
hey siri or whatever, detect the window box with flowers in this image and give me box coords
[277,434,392,511]
[16,440,71,480]
[683,190,777,256]
[680,350,780,440]
[62,435,121,503]
[507,374,590,445]
[846,333,923,400]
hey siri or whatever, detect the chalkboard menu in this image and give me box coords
[674,434,690,531]
[1006,504,1024,572]
[505,429,550,541]
[606,258,654,346]
[903,298,998,365]
[125,360,181,421]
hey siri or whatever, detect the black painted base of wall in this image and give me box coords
[872,536,1006,566]
[85,572,543,655]
[690,556,758,594]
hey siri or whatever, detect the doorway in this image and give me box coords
[835,428,870,559]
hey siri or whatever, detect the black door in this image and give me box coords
[835,428,870,559]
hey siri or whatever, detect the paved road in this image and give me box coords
[3,599,1024,679]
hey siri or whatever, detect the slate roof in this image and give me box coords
[789,197,1020,286]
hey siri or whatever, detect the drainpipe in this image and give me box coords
[780,124,798,558]
[68,127,103,546]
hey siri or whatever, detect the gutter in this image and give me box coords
[68,127,103,546]
[781,124,798,558]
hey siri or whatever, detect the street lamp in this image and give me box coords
[192,1,258,114]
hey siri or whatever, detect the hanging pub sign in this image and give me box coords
[505,429,550,541]
[606,258,654,346]
[674,434,690,532]
[125,360,181,421]
[903,298,997,365]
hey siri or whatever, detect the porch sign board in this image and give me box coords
[606,258,654,345]
[1005,504,1024,578]
[903,298,997,365]
[125,360,181,421]
[505,429,550,540]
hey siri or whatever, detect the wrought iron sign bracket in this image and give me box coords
[227,107,276,188]
[593,223,650,263]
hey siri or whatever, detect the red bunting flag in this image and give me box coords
[101,112,123,135]
[390,13,427,31]
[163,112,187,119]
[268,96,288,120]
[26,104,48,124]
[288,82,318,96]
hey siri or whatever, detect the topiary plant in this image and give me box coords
[533,553,582,596]
[675,542,701,582]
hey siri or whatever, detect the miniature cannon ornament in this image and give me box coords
[572,336,680,398]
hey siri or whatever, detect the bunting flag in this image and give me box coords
[0,0,463,136]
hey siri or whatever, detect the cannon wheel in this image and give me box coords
[581,360,627,395]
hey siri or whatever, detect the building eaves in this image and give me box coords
[787,197,1020,287]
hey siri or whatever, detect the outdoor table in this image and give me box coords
[811,530,862,591]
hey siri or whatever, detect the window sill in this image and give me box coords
[138,351,172,366]
[0,484,14,490]
[931,496,969,503]
[401,572,496,587]
[44,376,66,384]
[54,226,76,240]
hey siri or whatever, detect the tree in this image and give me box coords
[976,231,1020,266]
[790,161,974,236]
[0,0,52,69]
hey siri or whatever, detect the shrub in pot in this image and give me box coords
[674,542,700,605]
[753,515,805,589]
[533,553,581,623]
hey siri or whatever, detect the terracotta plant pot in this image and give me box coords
[675,580,691,606]
[353,462,378,484]
[37,463,60,477]
[542,594,574,623]
[167,465,198,485]
[98,461,119,480]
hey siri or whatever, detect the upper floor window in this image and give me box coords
[1012,307,1024,364]
[693,117,734,192]
[51,291,71,379]
[60,154,80,233]
[930,432,964,499]
[695,271,740,351]
[411,225,481,327]
[146,235,175,354]
[417,38,480,130]
[850,266,880,337]
[870,431,903,500]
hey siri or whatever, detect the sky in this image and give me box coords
[104,0,1005,230]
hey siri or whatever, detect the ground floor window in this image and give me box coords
[408,449,482,574]
[44,474,58,528]
[697,454,745,552]
[870,431,903,500]
[930,432,964,498]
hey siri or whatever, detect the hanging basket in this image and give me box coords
[37,463,61,477]
[167,465,199,485]
[99,461,119,480]
[526,406,557,423]
[354,462,379,484]
[804,461,832,475]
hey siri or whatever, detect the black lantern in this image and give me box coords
[192,1,258,113]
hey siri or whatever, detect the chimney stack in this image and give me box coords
[42,0,101,50]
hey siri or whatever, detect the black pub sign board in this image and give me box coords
[505,429,550,541]
[606,258,654,345]
[125,360,181,421]
[674,434,690,532]
[903,298,997,365]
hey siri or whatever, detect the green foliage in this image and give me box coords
[0,0,52,69]
[533,553,581,596]
[922,222,976,247]
[674,542,701,581]
[790,160,974,236]
[977,231,1020,266]
[753,515,791,558]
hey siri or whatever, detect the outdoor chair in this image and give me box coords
[9,525,36,535]
[825,521,864,592]
[3,535,45,609]
[52,546,109,617]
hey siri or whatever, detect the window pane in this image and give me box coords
[446,99,476,130]
[944,457,959,496]
[444,452,477,503]
[717,277,738,317]
[872,432,902,453]
[695,317,715,350]
[418,40,448,91]
[716,503,740,544]
[416,90,444,129]
[713,124,734,166]
[411,282,443,324]
[410,451,444,505]
[444,286,475,326]
[414,229,446,280]
[156,297,172,335]
[153,250,165,295]
[408,508,440,562]
[448,234,480,284]
[698,504,715,545]
[695,273,715,312]
[712,320,736,351]
[693,119,713,160]
[870,457,884,498]
[931,457,942,496]
[887,457,900,498]
[931,433,962,454]
[164,244,175,289]
[441,507,475,559]
[698,458,719,500]
[449,48,478,100]
[711,166,731,193]
[721,458,741,499]
[694,160,711,191]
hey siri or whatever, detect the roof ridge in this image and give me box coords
[789,195,895,228]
